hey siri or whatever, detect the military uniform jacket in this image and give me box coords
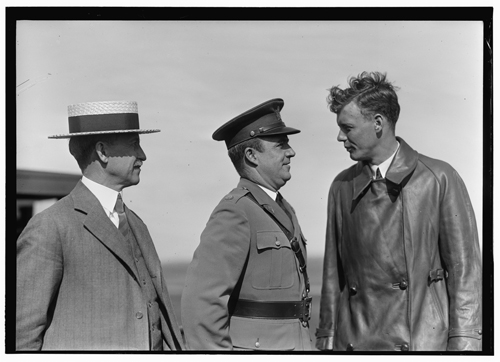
[316,137,482,351]
[16,181,184,350]
[181,178,312,350]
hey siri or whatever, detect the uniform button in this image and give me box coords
[255,341,260,348]
[349,286,357,295]
[346,343,354,351]
[401,343,409,351]
[478,329,482,335]
[136,312,143,319]
[275,240,281,247]
[400,280,408,290]
[224,195,233,200]
[148,302,152,308]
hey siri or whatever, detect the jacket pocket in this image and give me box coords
[252,231,294,290]
[230,316,298,350]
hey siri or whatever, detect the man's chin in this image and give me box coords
[349,153,361,161]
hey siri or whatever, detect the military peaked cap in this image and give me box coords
[212,98,300,149]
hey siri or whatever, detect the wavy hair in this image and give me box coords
[327,71,400,127]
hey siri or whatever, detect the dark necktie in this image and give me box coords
[276,192,294,223]
[375,167,383,180]
[115,194,129,237]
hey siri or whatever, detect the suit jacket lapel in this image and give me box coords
[72,181,140,282]
[126,207,184,348]
[238,178,294,235]
[126,209,162,291]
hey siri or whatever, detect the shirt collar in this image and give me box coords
[370,141,400,179]
[81,176,122,213]
[257,184,278,201]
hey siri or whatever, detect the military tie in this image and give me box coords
[276,192,294,224]
[375,167,383,180]
[114,194,129,237]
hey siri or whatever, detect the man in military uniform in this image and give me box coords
[181,98,312,350]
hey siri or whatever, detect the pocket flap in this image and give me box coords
[256,231,290,250]
[230,316,298,350]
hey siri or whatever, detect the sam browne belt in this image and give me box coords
[232,298,312,322]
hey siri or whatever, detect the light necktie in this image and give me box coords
[375,167,383,180]
[114,194,129,237]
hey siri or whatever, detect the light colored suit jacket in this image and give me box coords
[16,181,184,350]
[181,178,312,350]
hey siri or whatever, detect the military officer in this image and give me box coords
[181,98,312,350]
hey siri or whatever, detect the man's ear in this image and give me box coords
[244,147,259,166]
[95,142,109,163]
[374,114,384,131]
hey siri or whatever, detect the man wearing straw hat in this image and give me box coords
[181,99,313,350]
[16,100,184,351]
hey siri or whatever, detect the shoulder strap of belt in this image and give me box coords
[245,192,310,297]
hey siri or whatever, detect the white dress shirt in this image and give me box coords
[81,176,122,228]
[257,184,278,201]
[370,141,400,179]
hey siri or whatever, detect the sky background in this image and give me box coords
[16,20,485,265]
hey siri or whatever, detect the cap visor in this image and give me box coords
[258,126,301,137]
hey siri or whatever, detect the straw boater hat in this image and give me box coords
[212,98,300,149]
[49,100,160,139]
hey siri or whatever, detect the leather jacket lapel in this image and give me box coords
[351,137,419,201]
[385,137,419,185]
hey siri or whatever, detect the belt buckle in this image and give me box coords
[301,297,312,323]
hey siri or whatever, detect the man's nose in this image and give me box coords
[286,146,296,158]
[138,146,147,161]
[337,129,347,142]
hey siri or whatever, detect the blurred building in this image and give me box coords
[16,169,80,238]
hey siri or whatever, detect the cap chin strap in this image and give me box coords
[249,121,286,137]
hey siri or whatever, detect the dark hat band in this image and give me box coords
[249,121,285,137]
[69,113,139,133]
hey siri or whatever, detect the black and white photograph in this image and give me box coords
[5,2,494,356]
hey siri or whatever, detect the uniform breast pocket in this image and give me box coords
[252,231,295,290]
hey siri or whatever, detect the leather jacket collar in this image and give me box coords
[352,137,419,200]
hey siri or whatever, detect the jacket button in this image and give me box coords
[255,341,260,348]
[275,240,281,247]
[349,286,357,295]
[399,280,408,290]
[136,312,143,319]
[478,329,482,335]
[401,343,409,351]
[346,343,354,351]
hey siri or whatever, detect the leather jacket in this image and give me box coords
[316,137,482,351]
